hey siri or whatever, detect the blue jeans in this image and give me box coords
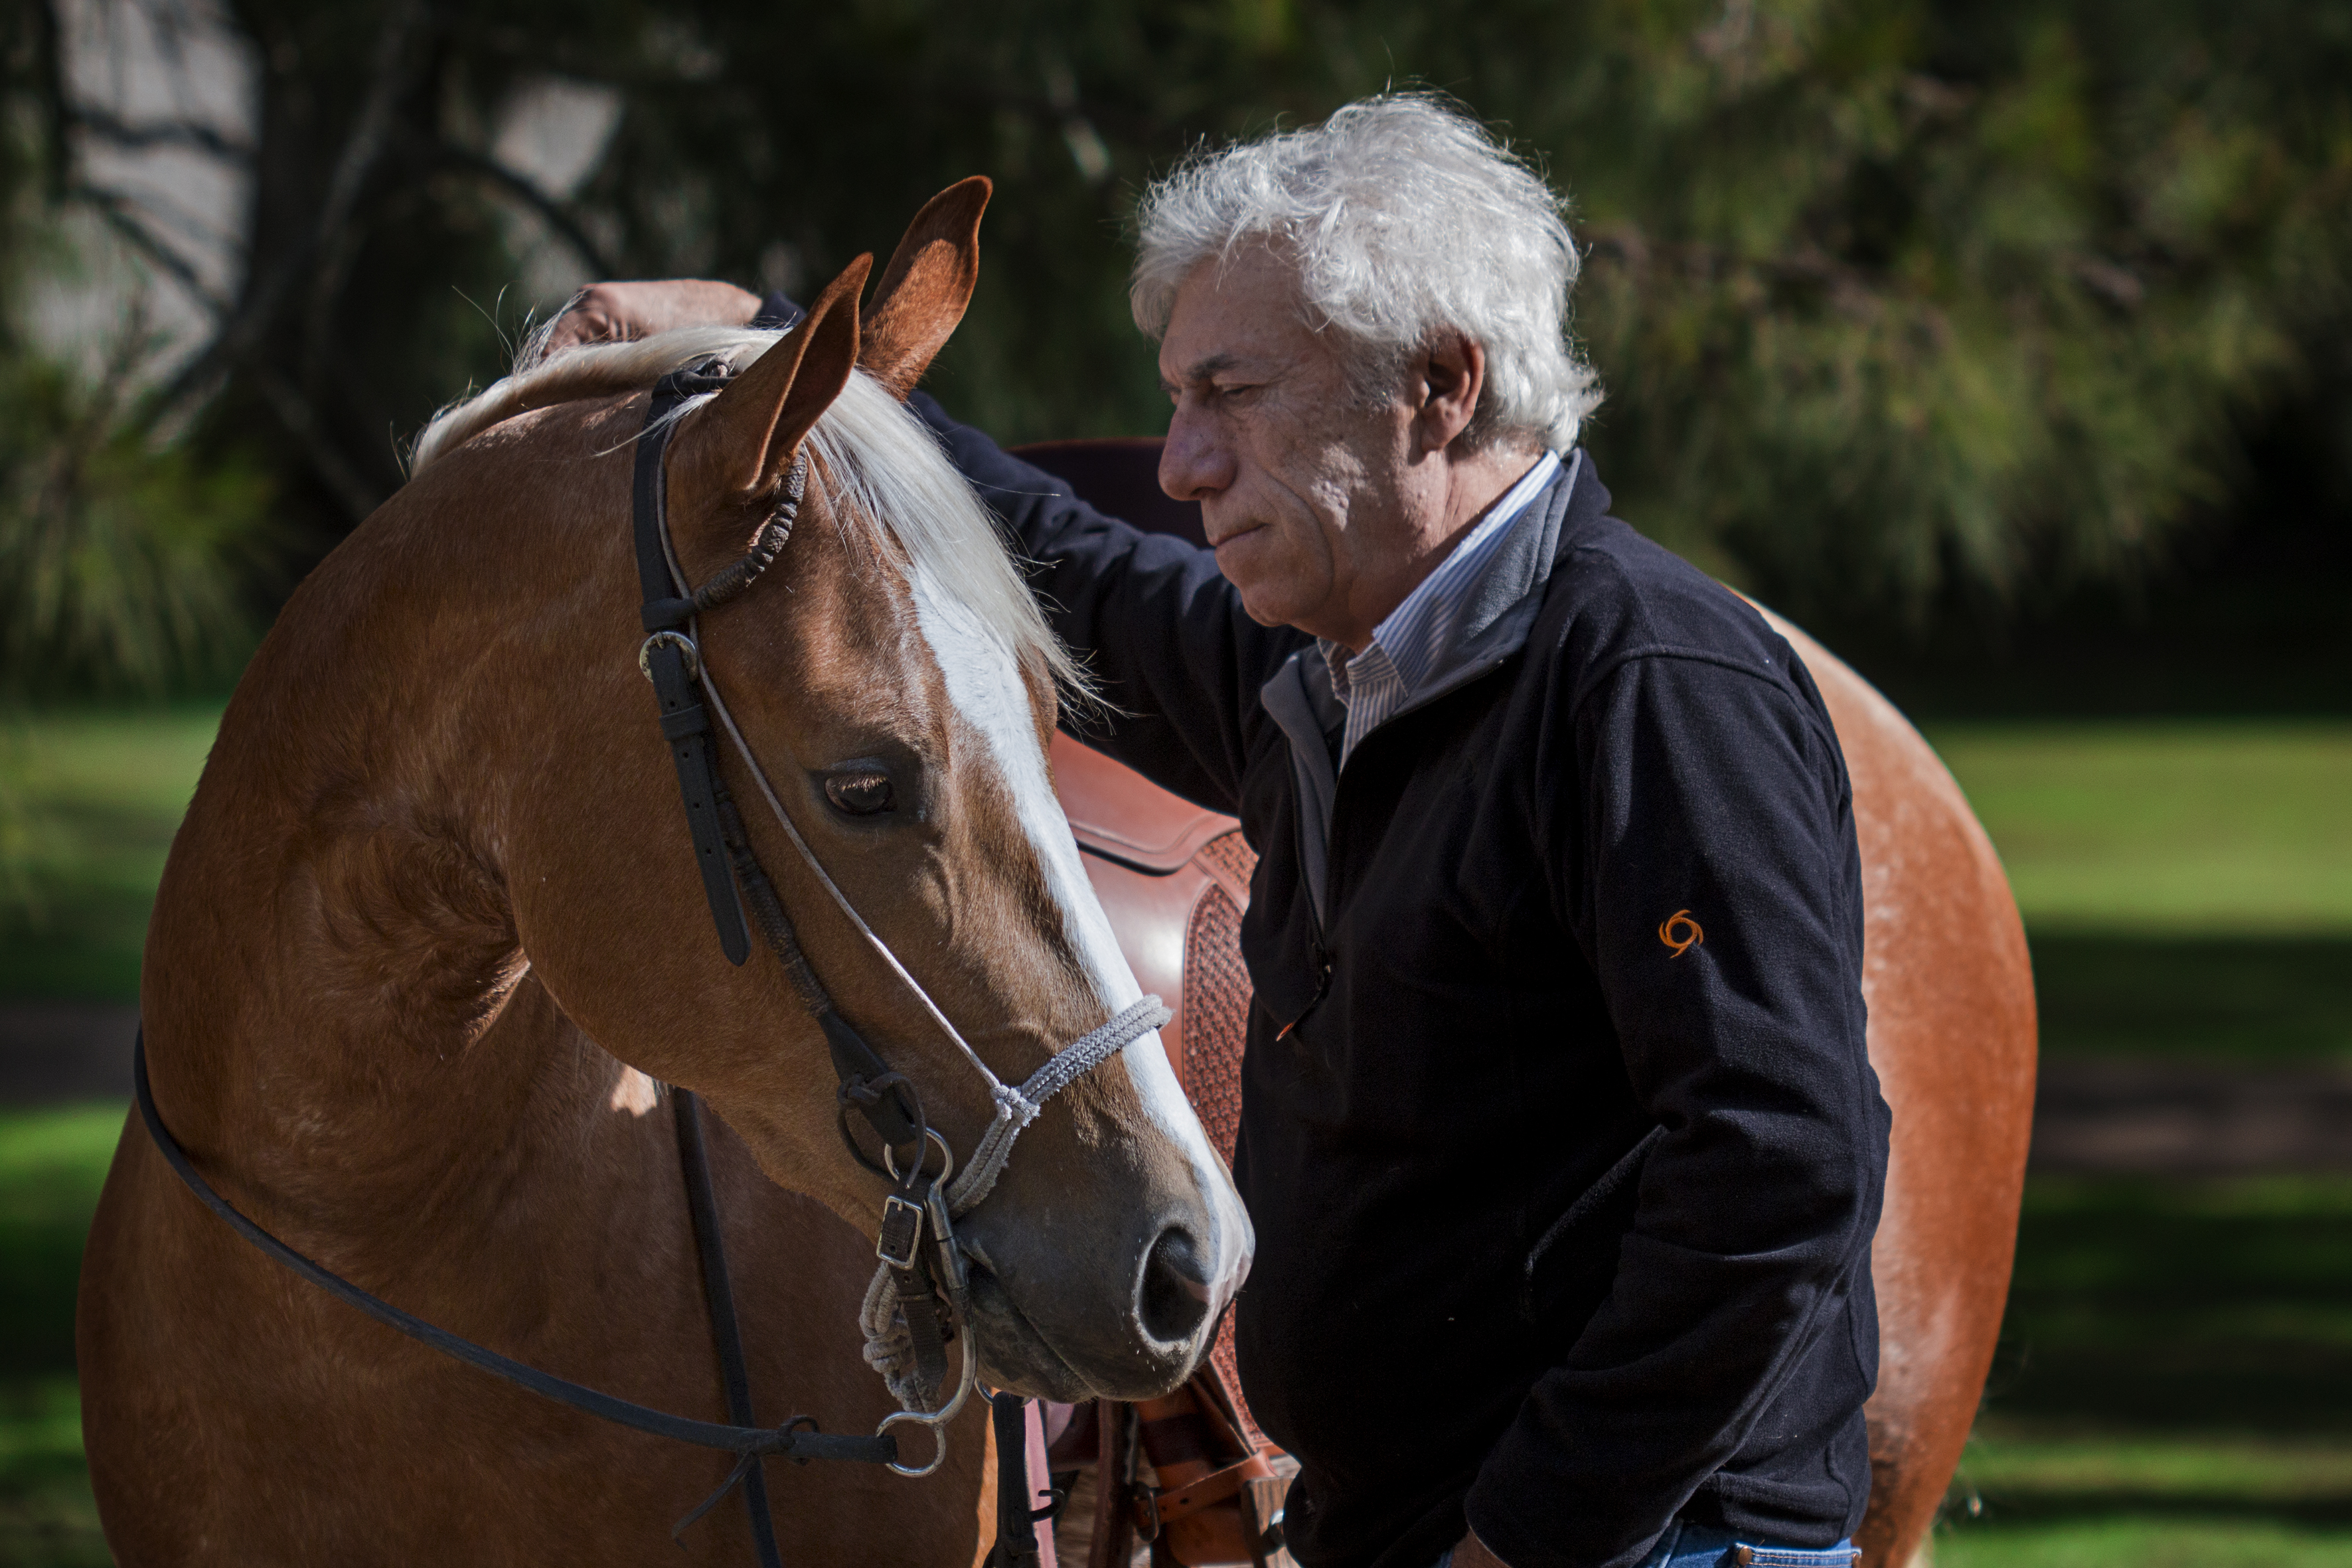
[1435,1524,1859,1567]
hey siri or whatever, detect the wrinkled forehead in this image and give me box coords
[1157,245,1326,386]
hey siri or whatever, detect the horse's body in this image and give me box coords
[77,185,1251,1566]
[1028,440,2037,1568]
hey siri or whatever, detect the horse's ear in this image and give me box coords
[860,177,991,398]
[668,254,872,521]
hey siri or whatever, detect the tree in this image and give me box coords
[9,0,2349,630]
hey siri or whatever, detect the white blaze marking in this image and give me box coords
[909,575,1253,1315]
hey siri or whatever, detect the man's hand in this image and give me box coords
[1451,1528,1511,1568]
[542,279,765,354]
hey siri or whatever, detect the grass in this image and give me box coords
[1926,721,2352,1065]
[1985,1176,2352,1437]
[0,1107,121,1566]
[0,707,220,1001]
[0,1379,104,1568]
[1927,722,2352,935]
[2027,935,2352,1062]
[0,1107,121,1378]
[1938,1518,2352,1567]
[1928,1174,2352,1564]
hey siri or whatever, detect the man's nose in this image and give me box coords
[1159,406,1233,503]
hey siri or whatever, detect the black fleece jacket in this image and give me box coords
[913,396,1889,1568]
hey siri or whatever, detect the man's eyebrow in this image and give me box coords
[1162,352,1242,392]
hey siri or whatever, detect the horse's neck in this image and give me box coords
[141,463,655,1266]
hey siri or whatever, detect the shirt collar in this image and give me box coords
[1322,448,1563,708]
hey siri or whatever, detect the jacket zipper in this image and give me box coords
[1276,787,1336,1040]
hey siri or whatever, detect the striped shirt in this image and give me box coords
[1322,449,1563,768]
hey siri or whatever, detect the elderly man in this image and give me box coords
[558,95,1887,1568]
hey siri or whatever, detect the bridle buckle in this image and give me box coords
[638,629,700,682]
[876,1192,925,1271]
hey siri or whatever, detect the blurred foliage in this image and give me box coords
[4,0,2349,637]
[545,0,2352,619]
[0,1,272,702]
[0,353,272,698]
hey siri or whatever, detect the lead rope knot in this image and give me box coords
[669,1418,824,1543]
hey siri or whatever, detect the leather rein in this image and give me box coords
[133,359,1166,1566]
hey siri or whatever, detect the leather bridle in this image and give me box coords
[132,357,1168,1567]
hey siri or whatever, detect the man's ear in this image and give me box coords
[860,177,992,398]
[1413,330,1487,459]
[667,255,872,530]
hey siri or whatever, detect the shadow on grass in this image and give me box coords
[0,1108,121,1380]
[0,1217,79,1379]
[2031,934,2352,1063]
[1992,1176,2352,1438]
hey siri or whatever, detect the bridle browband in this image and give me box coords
[132,358,1168,1568]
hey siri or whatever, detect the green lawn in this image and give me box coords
[0,708,221,1001]
[1943,1430,2352,1566]
[1927,722,2352,935]
[1928,722,2352,1064]
[0,1107,121,1566]
[2026,934,2352,1062]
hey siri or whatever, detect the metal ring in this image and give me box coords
[877,1317,979,1477]
[637,629,699,682]
[882,1127,956,1190]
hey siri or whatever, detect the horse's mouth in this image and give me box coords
[956,1243,1197,1404]
[957,1248,1102,1403]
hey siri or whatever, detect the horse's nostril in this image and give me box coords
[1137,1227,1214,1345]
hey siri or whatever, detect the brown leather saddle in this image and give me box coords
[1024,442,1290,1568]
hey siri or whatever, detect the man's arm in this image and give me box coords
[1467,652,1888,1568]
[905,392,1302,813]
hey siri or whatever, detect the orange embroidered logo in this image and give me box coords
[1658,909,1703,958]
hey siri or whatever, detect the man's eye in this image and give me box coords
[823,771,895,817]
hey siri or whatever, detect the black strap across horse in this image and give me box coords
[131,1030,896,1478]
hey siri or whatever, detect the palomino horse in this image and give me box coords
[76,189,1250,1565]
[1028,439,2039,1568]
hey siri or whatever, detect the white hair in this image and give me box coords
[1130,93,1601,451]
[408,327,1087,696]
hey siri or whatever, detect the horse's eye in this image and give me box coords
[823,770,895,817]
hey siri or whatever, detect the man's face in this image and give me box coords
[1156,246,1415,647]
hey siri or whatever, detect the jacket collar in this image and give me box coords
[1257,449,1592,923]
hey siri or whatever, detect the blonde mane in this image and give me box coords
[409,327,1085,695]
